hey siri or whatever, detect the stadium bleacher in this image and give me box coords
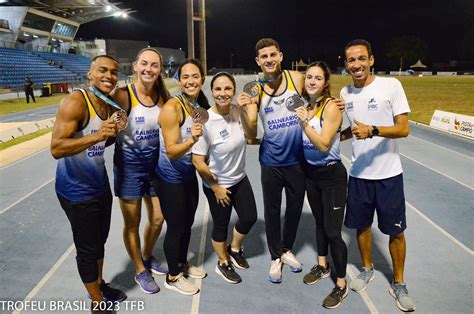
[0,47,91,90]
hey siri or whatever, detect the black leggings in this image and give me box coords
[153,175,198,276]
[57,190,112,283]
[203,176,257,243]
[306,162,348,278]
[261,164,305,260]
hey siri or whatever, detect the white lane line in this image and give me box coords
[303,196,379,313]
[409,134,473,160]
[400,153,473,190]
[347,266,379,314]
[341,153,473,255]
[0,147,50,170]
[14,243,75,314]
[406,201,473,255]
[191,201,210,314]
[0,177,55,215]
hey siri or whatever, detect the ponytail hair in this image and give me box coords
[177,58,210,109]
[134,47,170,103]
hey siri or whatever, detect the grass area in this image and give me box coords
[0,128,51,150]
[0,94,65,115]
[330,75,474,125]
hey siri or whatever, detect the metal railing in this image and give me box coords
[0,40,76,55]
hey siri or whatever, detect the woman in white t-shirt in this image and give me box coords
[192,72,257,284]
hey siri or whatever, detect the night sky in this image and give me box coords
[76,0,474,70]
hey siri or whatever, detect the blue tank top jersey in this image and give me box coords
[303,97,342,166]
[114,84,162,167]
[258,70,303,167]
[55,89,110,201]
[156,95,195,183]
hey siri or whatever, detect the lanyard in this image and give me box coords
[88,86,125,112]
[181,93,200,109]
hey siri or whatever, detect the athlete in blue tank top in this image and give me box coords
[51,55,126,305]
[111,48,170,294]
[237,38,306,283]
[153,59,208,295]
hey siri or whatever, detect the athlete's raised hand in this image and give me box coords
[295,106,309,125]
[190,122,203,142]
[236,92,254,108]
[97,117,117,141]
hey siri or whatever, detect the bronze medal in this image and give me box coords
[192,107,209,124]
[111,111,128,131]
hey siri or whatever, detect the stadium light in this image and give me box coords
[113,11,121,17]
[105,5,112,12]
[121,12,128,18]
[23,33,30,37]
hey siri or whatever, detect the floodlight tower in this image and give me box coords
[186,0,207,74]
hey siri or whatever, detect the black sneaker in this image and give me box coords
[227,245,249,269]
[303,264,330,285]
[215,262,242,284]
[99,280,127,302]
[322,284,349,309]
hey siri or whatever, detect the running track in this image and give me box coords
[0,76,472,313]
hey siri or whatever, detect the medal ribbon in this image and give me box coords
[88,86,125,112]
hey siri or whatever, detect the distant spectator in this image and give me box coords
[48,60,54,66]
[58,61,63,69]
[24,77,36,104]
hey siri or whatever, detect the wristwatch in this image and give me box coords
[371,126,379,137]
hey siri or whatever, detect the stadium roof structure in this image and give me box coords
[5,0,135,24]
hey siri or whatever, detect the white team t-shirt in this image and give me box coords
[192,104,247,188]
[340,76,410,180]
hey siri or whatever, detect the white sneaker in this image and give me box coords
[164,273,199,295]
[182,263,207,279]
[281,251,302,272]
[268,258,282,283]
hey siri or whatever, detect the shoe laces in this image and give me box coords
[137,271,154,283]
[237,247,245,257]
[329,286,346,299]
[270,259,282,272]
[393,283,408,297]
[284,251,296,260]
[224,263,235,272]
[310,264,327,275]
[357,267,373,281]
[175,273,190,284]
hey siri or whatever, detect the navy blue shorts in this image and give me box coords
[113,163,156,200]
[345,174,406,235]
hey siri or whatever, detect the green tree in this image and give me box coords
[384,36,428,70]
